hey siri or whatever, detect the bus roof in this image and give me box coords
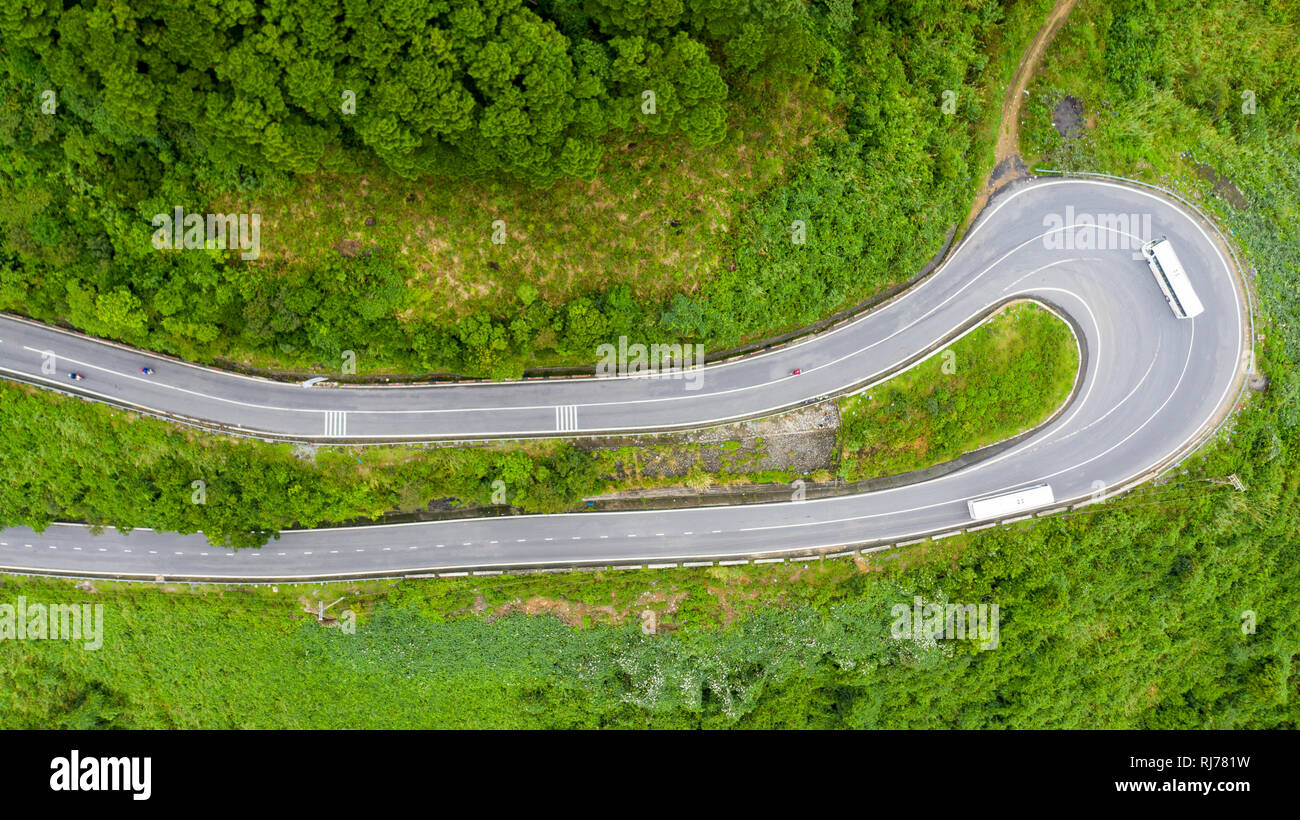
[1147,239,1205,318]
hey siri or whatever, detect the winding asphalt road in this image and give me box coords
[0,177,1248,580]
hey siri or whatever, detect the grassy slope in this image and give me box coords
[0,382,602,546]
[1019,0,1300,361]
[215,81,833,342]
[589,300,1078,490]
[837,302,1077,480]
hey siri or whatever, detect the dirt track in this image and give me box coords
[963,0,1080,231]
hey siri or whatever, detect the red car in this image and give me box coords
[791,368,802,376]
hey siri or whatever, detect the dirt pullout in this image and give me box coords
[584,401,840,479]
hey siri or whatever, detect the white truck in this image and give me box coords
[967,484,1056,521]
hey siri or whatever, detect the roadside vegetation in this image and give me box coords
[2,352,1295,727]
[0,383,600,547]
[838,302,1077,480]
[1020,0,1300,376]
[0,301,1076,545]
[0,0,1044,377]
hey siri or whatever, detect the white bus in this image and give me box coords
[1141,238,1204,319]
[967,484,1055,521]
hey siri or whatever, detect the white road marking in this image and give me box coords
[324,410,347,437]
[555,404,579,432]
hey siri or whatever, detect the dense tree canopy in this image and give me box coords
[0,0,843,373]
[0,0,797,184]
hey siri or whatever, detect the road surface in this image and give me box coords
[0,178,1247,580]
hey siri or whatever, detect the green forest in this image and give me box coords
[0,0,1023,376]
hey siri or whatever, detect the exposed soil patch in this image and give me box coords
[1191,161,1249,209]
[988,153,1029,189]
[1052,95,1085,138]
[485,589,689,630]
[584,401,840,480]
[333,238,372,258]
